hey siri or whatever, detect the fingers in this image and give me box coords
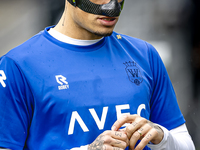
[129,124,152,149]
[134,128,159,150]
[88,130,129,150]
[111,114,139,131]
[111,115,164,150]
[125,118,147,139]
[106,131,129,149]
[101,145,125,150]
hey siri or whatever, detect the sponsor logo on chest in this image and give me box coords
[68,104,146,135]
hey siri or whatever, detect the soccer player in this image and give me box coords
[0,0,195,149]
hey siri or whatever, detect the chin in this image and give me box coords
[93,31,113,37]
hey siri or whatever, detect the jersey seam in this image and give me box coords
[144,42,155,110]
[2,55,35,118]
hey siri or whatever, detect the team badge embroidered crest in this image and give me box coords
[123,61,143,85]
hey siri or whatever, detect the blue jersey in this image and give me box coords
[0,27,185,150]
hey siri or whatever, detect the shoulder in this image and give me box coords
[110,31,157,53]
[110,31,160,61]
[111,31,146,43]
[4,28,54,67]
[5,31,43,58]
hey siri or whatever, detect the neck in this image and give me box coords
[54,3,103,40]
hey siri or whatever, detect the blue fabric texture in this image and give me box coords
[0,27,185,150]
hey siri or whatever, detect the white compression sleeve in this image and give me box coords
[147,124,195,150]
[70,145,88,150]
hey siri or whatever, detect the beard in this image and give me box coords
[85,26,114,37]
[75,18,116,38]
[93,30,113,37]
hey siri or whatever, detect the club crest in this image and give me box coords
[123,61,143,85]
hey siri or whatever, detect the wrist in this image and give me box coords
[151,125,164,144]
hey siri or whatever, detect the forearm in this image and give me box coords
[147,124,195,150]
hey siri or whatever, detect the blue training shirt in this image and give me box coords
[0,27,185,150]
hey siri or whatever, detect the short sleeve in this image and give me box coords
[146,43,185,130]
[0,56,33,149]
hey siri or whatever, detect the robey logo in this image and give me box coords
[68,104,146,135]
[55,75,69,90]
[0,70,6,88]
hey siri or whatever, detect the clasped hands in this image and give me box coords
[88,114,164,150]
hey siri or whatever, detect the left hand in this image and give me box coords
[111,114,164,150]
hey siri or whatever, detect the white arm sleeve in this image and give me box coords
[0,145,89,150]
[70,145,88,150]
[147,124,195,150]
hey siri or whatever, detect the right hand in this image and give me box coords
[88,130,129,150]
